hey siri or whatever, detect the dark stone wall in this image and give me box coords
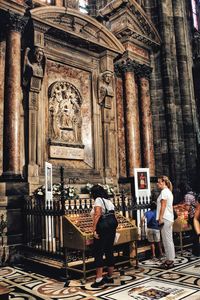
[148,0,199,188]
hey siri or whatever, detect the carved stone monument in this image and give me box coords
[49,81,84,160]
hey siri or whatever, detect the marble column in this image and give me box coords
[3,12,27,179]
[123,63,141,177]
[139,66,155,176]
[115,75,126,177]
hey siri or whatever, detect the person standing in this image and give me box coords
[90,185,117,288]
[156,175,175,269]
[178,183,199,256]
[142,201,163,260]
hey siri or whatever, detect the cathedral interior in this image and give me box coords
[1,0,200,299]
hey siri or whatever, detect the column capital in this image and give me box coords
[115,58,151,78]
[137,64,152,79]
[6,12,28,33]
[115,58,140,76]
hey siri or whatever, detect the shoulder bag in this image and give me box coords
[96,198,118,234]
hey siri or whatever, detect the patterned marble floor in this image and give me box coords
[0,250,200,299]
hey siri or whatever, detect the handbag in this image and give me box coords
[96,198,118,234]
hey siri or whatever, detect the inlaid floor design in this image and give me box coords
[0,250,200,299]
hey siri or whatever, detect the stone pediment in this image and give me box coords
[98,0,161,48]
[30,6,125,54]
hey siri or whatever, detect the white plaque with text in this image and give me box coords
[50,145,84,160]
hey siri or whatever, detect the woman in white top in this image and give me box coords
[90,184,117,288]
[156,175,175,269]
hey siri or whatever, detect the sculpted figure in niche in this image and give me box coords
[32,47,45,77]
[23,46,46,89]
[98,71,114,108]
[193,31,200,60]
[49,81,82,144]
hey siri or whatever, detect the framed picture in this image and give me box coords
[137,171,148,190]
[45,162,52,202]
[134,168,151,198]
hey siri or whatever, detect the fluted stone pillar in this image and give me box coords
[123,64,141,177]
[172,0,197,183]
[3,13,27,179]
[139,66,155,176]
[158,0,185,184]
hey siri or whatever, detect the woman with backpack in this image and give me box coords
[90,185,118,288]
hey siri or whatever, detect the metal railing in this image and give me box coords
[24,191,151,258]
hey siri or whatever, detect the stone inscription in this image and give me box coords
[50,145,84,160]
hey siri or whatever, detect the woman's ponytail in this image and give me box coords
[159,175,173,191]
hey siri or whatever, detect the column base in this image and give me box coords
[0,173,24,182]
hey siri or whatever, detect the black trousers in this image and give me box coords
[93,230,116,268]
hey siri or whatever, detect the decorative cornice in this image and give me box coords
[30,6,125,55]
[98,0,129,17]
[114,58,152,79]
[98,0,161,49]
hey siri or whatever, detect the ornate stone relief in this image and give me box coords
[49,81,83,146]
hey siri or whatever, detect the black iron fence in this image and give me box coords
[24,192,151,258]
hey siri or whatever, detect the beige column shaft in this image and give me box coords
[140,77,155,176]
[124,71,141,177]
[55,0,63,7]
[3,29,22,177]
